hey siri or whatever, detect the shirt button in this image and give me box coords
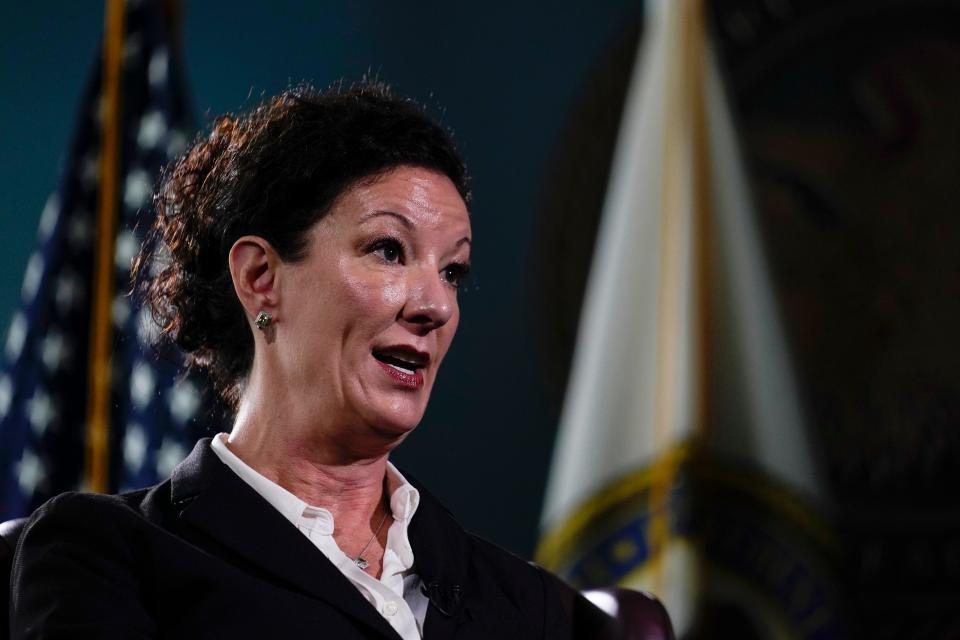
[383,601,399,617]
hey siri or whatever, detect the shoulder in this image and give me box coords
[464,532,552,590]
[405,476,572,637]
[19,483,167,543]
[27,487,152,521]
[11,490,165,637]
[459,532,573,638]
[13,485,167,584]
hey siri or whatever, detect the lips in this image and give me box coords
[372,345,429,389]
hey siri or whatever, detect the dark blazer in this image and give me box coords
[11,439,572,639]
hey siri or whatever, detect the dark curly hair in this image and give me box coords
[133,81,471,409]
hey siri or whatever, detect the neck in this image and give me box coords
[226,381,393,519]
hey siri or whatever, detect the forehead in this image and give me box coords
[330,166,470,232]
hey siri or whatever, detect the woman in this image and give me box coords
[11,83,575,638]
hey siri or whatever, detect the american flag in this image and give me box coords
[0,0,223,521]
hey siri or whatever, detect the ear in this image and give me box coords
[228,235,280,323]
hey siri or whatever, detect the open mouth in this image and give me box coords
[372,351,421,374]
[373,345,430,386]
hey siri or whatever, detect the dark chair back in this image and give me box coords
[2,517,28,640]
[581,587,676,640]
[545,568,675,640]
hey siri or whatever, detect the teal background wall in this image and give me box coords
[0,1,642,556]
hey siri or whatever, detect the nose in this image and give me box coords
[399,264,454,334]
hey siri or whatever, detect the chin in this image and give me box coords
[363,402,425,438]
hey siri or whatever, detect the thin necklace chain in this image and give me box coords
[352,495,390,570]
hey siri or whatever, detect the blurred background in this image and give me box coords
[2,0,959,638]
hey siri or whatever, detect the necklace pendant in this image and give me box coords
[354,557,369,570]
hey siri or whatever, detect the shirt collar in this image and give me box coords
[210,433,420,531]
[386,462,420,523]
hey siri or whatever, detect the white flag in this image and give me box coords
[538,0,845,636]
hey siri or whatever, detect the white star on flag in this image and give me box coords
[21,253,44,303]
[130,361,156,410]
[149,243,172,277]
[124,169,152,211]
[38,195,60,242]
[54,271,83,314]
[27,390,55,437]
[136,307,162,346]
[166,130,188,157]
[148,48,169,88]
[67,211,93,249]
[41,329,69,372]
[156,438,186,478]
[168,379,200,425]
[115,229,141,272]
[81,151,100,187]
[123,422,148,472]
[5,312,27,361]
[137,110,167,150]
[112,295,131,328]
[16,450,45,495]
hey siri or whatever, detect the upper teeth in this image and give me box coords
[375,350,422,370]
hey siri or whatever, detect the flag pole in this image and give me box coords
[84,0,126,493]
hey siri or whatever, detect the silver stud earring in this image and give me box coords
[255,311,273,331]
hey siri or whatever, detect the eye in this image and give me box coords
[369,237,405,264]
[442,262,471,289]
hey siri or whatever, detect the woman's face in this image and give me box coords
[275,166,471,445]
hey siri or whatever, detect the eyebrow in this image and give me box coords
[360,210,414,229]
[360,209,472,247]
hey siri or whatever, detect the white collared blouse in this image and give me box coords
[211,433,428,639]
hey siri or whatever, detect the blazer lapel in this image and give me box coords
[170,439,402,640]
[406,477,473,640]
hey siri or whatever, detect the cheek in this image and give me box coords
[381,280,405,308]
[338,264,406,325]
